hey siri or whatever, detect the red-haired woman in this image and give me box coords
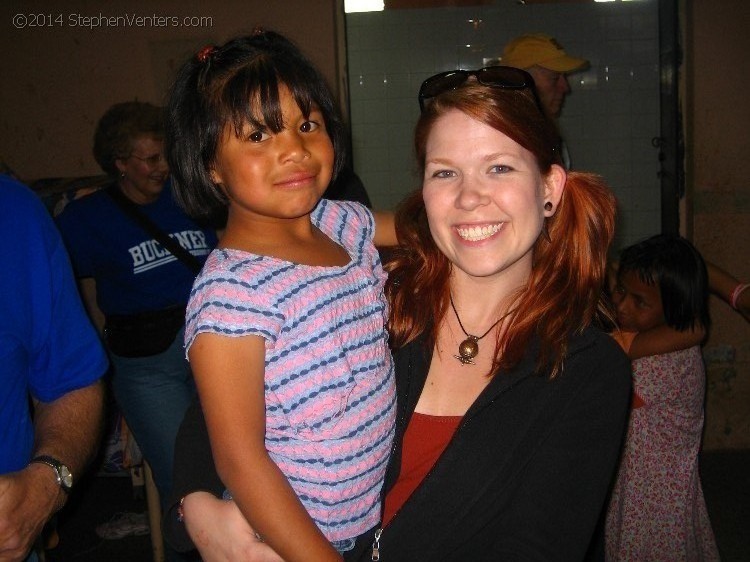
[165,67,632,562]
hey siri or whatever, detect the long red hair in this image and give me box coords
[385,84,616,377]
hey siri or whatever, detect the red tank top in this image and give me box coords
[382,412,462,527]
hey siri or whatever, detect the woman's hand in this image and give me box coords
[183,492,284,562]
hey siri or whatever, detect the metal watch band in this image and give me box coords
[30,455,73,493]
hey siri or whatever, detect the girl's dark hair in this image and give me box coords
[386,82,617,378]
[618,234,710,331]
[93,101,164,178]
[166,29,347,220]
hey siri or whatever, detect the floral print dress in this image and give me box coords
[605,346,720,561]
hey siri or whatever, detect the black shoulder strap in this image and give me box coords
[106,186,203,275]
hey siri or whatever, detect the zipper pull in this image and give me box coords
[371,528,382,561]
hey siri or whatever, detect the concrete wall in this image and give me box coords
[0,0,340,181]
[684,0,750,449]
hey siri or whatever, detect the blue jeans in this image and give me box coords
[109,326,195,509]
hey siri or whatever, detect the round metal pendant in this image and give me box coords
[459,337,479,359]
[454,336,479,365]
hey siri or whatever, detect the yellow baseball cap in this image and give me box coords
[501,33,588,73]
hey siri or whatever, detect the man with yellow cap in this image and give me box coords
[493,33,588,169]
[500,33,588,120]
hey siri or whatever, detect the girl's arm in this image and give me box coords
[373,211,398,247]
[626,324,706,360]
[706,260,750,322]
[189,333,342,562]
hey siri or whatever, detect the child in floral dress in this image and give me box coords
[606,234,720,561]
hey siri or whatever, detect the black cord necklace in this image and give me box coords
[450,295,506,365]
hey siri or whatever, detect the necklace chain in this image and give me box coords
[450,295,503,341]
[449,294,508,365]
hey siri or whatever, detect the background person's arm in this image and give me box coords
[373,211,397,247]
[626,324,706,360]
[706,260,750,322]
[0,381,104,562]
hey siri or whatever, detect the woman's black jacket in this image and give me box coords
[165,326,631,562]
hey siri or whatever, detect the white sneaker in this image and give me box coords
[95,511,150,540]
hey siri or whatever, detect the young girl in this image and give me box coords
[606,234,720,560]
[165,30,397,562]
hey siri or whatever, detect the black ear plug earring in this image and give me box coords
[544,201,553,211]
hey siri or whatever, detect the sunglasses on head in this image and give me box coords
[418,66,537,112]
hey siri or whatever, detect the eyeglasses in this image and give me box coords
[418,66,536,112]
[129,153,166,167]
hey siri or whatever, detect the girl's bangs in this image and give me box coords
[221,65,316,138]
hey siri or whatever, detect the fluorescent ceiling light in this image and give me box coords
[345,0,385,12]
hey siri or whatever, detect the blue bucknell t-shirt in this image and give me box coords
[56,183,218,316]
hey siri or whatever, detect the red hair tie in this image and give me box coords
[196,45,216,63]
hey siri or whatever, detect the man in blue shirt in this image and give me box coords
[0,174,107,562]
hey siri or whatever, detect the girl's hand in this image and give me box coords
[183,492,285,562]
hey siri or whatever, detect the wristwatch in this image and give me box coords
[30,455,73,493]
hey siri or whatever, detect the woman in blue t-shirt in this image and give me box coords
[55,101,218,557]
